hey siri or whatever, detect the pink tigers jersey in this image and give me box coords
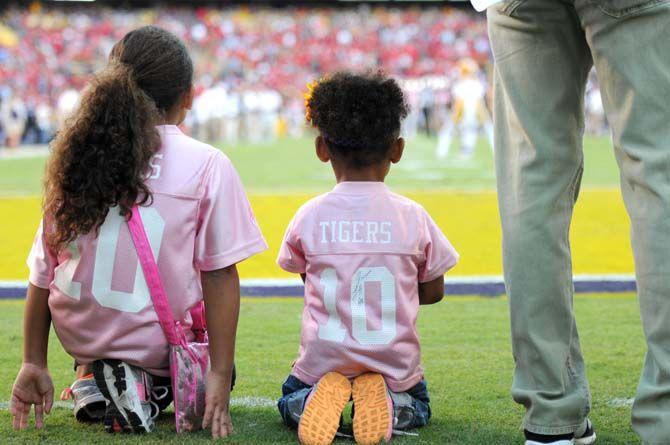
[277,182,459,392]
[27,125,267,376]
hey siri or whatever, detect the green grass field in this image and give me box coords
[0,295,645,444]
[0,135,647,443]
[0,135,623,197]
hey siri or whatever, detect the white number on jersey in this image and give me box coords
[54,206,165,313]
[318,268,347,342]
[317,266,397,346]
[53,243,82,300]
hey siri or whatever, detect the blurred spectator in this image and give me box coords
[56,88,80,131]
[1,94,27,147]
[585,71,608,136]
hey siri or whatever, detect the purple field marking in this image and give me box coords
[0,276,637,299]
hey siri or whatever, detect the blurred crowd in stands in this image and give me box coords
[0,3,607,148]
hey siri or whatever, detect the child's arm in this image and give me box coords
[201,265,240,439]
[419,275,445,305]
[11,284,54,430]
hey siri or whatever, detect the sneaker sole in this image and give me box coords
[73,394,106,423]
[92,360,153,433]
[352,373,392,445]
[298,372,351,445]
[575,432,597,445]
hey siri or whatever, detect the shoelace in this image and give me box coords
[392,429,419,437]
[334,430,418,439]
[60,387,73,401]
[149,401,160,420]
[151,386,169,401]
[59,374,96,402]
[148,385,170,420]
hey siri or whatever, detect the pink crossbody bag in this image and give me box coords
[127,205,210,433]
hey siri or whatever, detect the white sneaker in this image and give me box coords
[574,419,597,445]
[525,441,573,445]
[524,418,596,445]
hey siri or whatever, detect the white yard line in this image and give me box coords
[607,397,634,408]
[0,145,49,160]
[0,396,276,411]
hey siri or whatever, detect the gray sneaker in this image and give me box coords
[388,390,415,431]
[61,375,106,422]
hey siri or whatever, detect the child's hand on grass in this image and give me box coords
[203,369,233,439]
[11,363,54,430]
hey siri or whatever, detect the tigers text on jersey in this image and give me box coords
[28,125,267,375]
[277,181,459,392]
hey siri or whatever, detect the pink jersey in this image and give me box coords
[277,182,458,392]
[28,125,267,376]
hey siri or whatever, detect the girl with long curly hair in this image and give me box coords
[10,26,266,437]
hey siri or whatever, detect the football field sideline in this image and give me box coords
[0,189,635,279]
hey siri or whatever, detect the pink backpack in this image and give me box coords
[128,205,210,433]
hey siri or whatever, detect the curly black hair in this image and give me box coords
[306,71,409,168]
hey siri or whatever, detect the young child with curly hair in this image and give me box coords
[277,71,459,445]
[11,26,266,437]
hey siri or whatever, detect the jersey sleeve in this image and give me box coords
[194,151,267,271]
[27,219,57,289]
[276,213,306,274]
[417,210,459,283]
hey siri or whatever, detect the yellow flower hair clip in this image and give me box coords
[304,78,320,126]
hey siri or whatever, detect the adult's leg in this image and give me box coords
[488,0,593,435]
[578,1,670,442]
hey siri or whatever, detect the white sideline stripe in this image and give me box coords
[0,187,624,199]
[0,280,29,288]
[0,396,276,411]
[229,396,276,408]
[0,275,637,289]
[0,401,73,410]
[0,145,49,160]
[608,397,634,408]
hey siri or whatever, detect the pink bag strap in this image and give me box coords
[127,206,181,346]
[190,302,207,332]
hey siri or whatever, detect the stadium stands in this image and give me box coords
[0,4,489,146]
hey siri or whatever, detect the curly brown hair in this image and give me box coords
[44,26,193,250]
[305,71,409,168]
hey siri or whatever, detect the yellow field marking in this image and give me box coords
[0,190,634,280]
[0,197,43,281]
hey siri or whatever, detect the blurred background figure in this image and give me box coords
[222,86,242,145]
[436,58,493,160]
[419,86,436,137]
[56,89,80,133]
[1,93,26,148]
[585,71,608,136]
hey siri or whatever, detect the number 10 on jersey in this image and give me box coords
[318,267,397,346]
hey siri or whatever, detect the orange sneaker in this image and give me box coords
[298,372,352,445]
[352,373,393,445]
